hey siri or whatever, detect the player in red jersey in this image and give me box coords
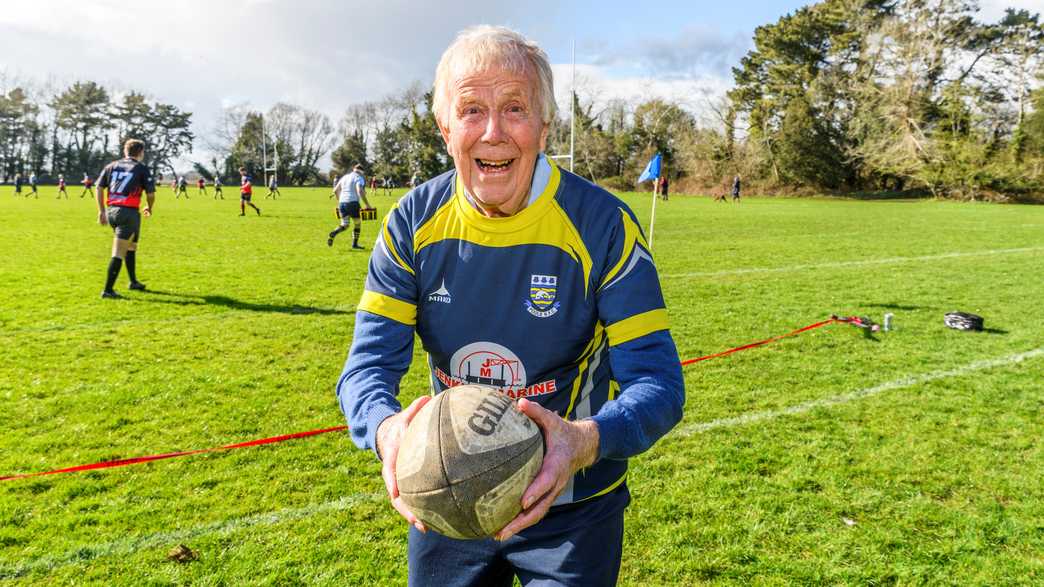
[96,139,156,298]
[79,173,94,198]
[197,177,209,196]
[56,174,68,199]
[238,167,261,216]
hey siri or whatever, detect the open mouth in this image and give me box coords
[476,158,515,173]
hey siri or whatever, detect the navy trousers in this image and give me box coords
[407,485,630,587]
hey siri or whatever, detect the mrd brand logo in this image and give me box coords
[467,393,513,436]
[427,279,452,304]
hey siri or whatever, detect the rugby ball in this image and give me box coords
[395,385,544,539]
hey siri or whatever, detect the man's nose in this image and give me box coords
[481,112,507,144]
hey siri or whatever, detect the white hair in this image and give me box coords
[432,25,556,127]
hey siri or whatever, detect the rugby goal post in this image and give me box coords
[260,114,279,187]
[548,40,575,173]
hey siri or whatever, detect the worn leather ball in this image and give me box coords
[395,385,544,539]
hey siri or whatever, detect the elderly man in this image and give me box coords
[337,26,684,586]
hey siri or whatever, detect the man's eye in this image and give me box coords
[463,106,481,116]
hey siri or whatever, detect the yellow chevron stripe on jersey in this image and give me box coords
[381,201,414,276]
[599,208,649,290]
[608,379,620,401]
[412,160,594,292]
[357,290,417,325]
[605,308,669,346]
[565,323,605,418]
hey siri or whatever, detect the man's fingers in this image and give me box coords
[382,461,399,499]
[516,397,553,426]
[384,456,427,532]
[377,397,433,533]
[520,464,558,510]
[391,496,427,533]
[496,487,558,541]
[402,395,431,425]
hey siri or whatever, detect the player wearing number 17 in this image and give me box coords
[337,25,684,586]
[95,138,156,299]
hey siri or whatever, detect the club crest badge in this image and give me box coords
[525,274,560,318]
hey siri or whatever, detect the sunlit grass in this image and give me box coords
[1,185,1042,584]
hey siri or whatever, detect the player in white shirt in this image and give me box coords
[328,164,372,250]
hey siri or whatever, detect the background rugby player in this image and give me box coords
[239,168,261,216]
[214,176,224,199]
[197,177,209,196]
[328,163,370,249]
[57,174,68,198]
[96,139,156,299]
[79,173,94,198]
[27,173,39,198]
[175,175,189,199]
[265,175,281,199]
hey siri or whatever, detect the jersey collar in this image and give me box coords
[454,154,561,233]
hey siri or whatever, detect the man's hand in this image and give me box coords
[98,210,108,226]
[142,207,152,218]
[376,395,432,533]
[494,398,600,541]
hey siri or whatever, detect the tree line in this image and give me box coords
[551,0,1043,200]
[317,1,1044,200]
[0,79,193,183]
[210,82,450,186]
[5,0,1040,198]
[206,102,339,185]
[726,0,1044,200]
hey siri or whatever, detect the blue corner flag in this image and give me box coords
[638,153,662,183]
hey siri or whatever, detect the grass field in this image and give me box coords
[1,184,1042,585]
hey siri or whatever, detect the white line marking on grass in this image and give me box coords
[0,491,384,579]
[676,348,1043,436]
[661,246,1044,279]
[6,350,1042,577]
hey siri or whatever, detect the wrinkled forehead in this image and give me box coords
[450,67,536,100]
[444,51,539,99]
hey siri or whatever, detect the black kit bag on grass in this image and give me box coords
[944,312,984,331]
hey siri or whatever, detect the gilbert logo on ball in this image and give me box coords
[395,385,544,539]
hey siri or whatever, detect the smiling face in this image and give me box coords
[438,68,549,217]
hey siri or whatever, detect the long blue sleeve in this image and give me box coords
[591,330,685,461]
[336,309,415,458]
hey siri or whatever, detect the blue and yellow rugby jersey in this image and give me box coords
[338,156,684,505]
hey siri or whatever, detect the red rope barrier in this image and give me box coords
[0,426,347,482]
[1,316,859,482]
[680,317,842,366]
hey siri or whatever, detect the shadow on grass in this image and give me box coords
[140,290,349,316]
[867,302,927,311]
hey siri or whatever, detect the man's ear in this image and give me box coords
[437,117,452,154]
[539,123,549,152]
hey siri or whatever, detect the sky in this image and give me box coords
[1,0,1040,170]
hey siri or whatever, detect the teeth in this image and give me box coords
[478,159,511,167]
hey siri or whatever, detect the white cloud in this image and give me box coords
[0,0,745,169]
[978,0,1044,22]
[551,64,733,128]
[586,25,751,79]
[0,0,573,168]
